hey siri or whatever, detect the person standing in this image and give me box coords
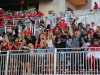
[60,19,67,30]
[69,28,86,74]
[52,29,67,74]
[24,26,32,38]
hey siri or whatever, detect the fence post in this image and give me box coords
[5,51,10,75]
[5,25,7,35]
[54,48,57,75]
[13,18,14,26]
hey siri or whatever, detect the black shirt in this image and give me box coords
[55,35,66,48]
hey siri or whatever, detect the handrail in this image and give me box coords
[0,47,100,52]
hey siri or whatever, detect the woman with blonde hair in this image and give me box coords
[1,36,9,75]
[46,33,55,74]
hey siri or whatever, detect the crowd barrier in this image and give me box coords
[1,47,100,75]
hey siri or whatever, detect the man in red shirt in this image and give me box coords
[60,19,67,30]
[94,2,99,12]
[0,8,3,17]
[37,9,44,17]
[24,26,32,37]
[0,8,3,22]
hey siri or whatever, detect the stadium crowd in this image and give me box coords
[0,7,100,75]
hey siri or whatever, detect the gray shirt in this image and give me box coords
[69,36,85,48]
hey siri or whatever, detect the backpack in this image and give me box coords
[72,36,83,47]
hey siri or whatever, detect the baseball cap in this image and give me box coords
[75,28,79,31]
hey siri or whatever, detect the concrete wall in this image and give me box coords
[39,0,59,15]
[39,0,66,15]
[65,0,76,10]
[76,0,92,10]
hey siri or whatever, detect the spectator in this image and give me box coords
[7,20,12,25]
[24,26,32,37]
[85,34,92,50]
[94,2,99,11]
[86,24,90,28]
[22,25,26,34]
[91,22,97,31]
[13,26,19,38]
[95,26,100,35]
[85,38,100,73]
[0,19,4,26]
[0,8,3,17]
[19,37,34,75]
[37,9,44,17]
[9,37,20,75]
[7,33,12,42]
[60,19,67,30]
[35,33,46,74]
[52,29,67,74]
[18,33,24,42]
[46,33,55,74]
[1,36,9,75]
[38,19,46,30]
[1,32,5,37]
[86,28,91,34]
[78,23,87,38]
[54,23,61,35]
[69,28,86,73]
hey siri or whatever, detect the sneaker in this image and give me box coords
[63,72,66,74]
[56,72,60,74]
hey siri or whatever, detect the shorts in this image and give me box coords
[57,50,65,62]
[30,51,35,56]
[47,48,55,53]
[37,48,45,57]
[11,52,18,59]
[21,54,30,63]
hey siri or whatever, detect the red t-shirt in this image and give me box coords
[37,12,44,17]
[55,26,60,34]
[1,42,9,50]
[24,30,32,37]
[60,23,67,30]
[0,10,3,17]
[10,43,20,50]
[7,23,11,25]
[95,3,99,9]
[0,22,4,26]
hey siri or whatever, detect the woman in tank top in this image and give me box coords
[19,37,34,75]
[46,33,55,74]
[35,33,46,74]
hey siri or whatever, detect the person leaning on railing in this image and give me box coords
[46,33,55,74]
[35,33,47,74]
[52,29,67,74]
[9,37,20,75]
[1,36,9,75]
[68,28,86,73]
[19,37,34,75]
[85,38,100,74]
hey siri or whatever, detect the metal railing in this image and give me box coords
[1,47,100,75]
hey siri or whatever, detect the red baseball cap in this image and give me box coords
[75,28,79,31]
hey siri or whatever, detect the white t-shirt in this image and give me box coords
[91,26,97,31]
[46,40,54,48]
[0,36,3,41]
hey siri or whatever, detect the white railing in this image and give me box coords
[1,47,100,75]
